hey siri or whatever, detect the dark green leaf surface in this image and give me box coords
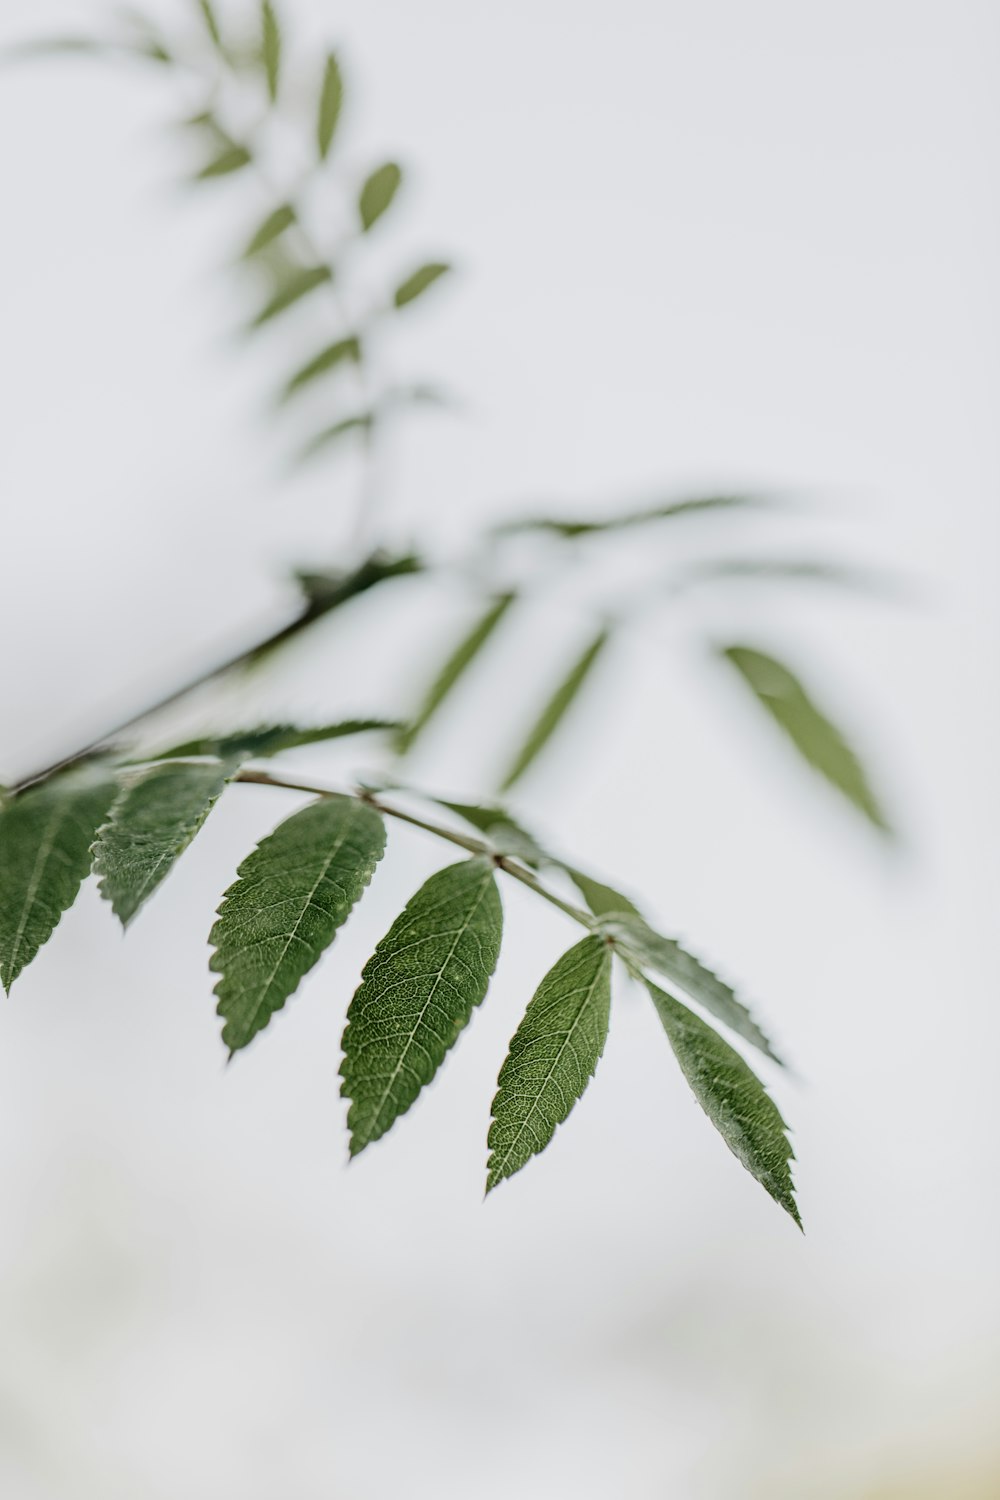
[260,0,280,100]
[341,858,503,1154]
[211,796,386,1051]
[317,52,343,159]
[598,911,781,1065]
[393,262,451,308]
[398,593,515,755]
[282,336,361,400]
[359,162,401,231]
[486,935,611,1190]
[0,775,117,993]
[196,143,252,179]
[499,629,609,791]
[647,982,800,1227]
[148,720,398,763]
[720,644,890,832]
[251,265,332,327]
[241,203,296,258]
[93,760,234,926]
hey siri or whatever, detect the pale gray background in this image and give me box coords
[0,2,997,1497]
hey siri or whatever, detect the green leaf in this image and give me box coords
[196,142,252,180]
[0,774,117,993]
[486,935,611,1190]
[282,336,361,401]
[495,494,776,540]
[341,857,503,1154]
[646,982,801,1227]
[146,720,399,763]
[260,0,281,101]
[211,795,386,1052]
[299,414,373,462]
[397,593,515,755]
[596,911,781,1065]
[93,760,234,927]
[566,867,641,919]
[499,628,609,791]
[317,52,343,160]
[196,0,223,48]
[241,203,296,258]
[433,800,546,867]
[358,162,402,231]
[719,644,890,833]
[251,265,332,327]
[393,262,451,309]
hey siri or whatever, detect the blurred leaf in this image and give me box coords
[499,628,609,791]
[251,265,331,327]
[496,494,776,540]
[282,336,361,401]
[241,202,296,257]
[0,774,117,993]
[719,644,891,833]
[566,867,641,919]
[93,760,234,927]
[341,858,503,1153]
[292,551,423,620]
[359,162,401,231]
[299,414,374,462]
[260,0,281,101]
[646,981,801,1226]
[486,935,611,1190]
[393,262,451,309]
[597,910,782,1065]
[211,795,386,1052]
[397,593,515,755]
[195,0,223,49]
[196,142,252,179]
[147,720,399,763]
[432,799,547,866]
[317,51,343,159]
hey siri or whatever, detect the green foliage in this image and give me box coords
[0,774,117,993]
[397,593,515,755]
[487,935,611,1190]
[197,142,252,179]
[299,413,373,461]
[317,52,343,160]
[250,265,332,327]
[93,760,234,926]
[500,628,609,790]
[241,203,296,258]
[282,336,362,401]
[211,797,386,1051]
[359,162,402,231]
[196,0,223,49]
[647,982,800,1226]
[394,262,451,308]
[496,494,775,539]
[147,720,398,762]
[260,0,281,101]
[341,858,503,1154]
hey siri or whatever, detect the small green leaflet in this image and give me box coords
[260,0,281,101]
[719,644,890,833]
[598,910,781,1065]
[435,800,547,866]
[495,494,776,539]
[499,628,609,791]
[646,982,800,1227]
[359,162,402,231]
[486,935,611,1191]
[147,720,398,763]
[93,760,234,927]
[397,593,515,755]
[282,336,361,401]
[242,203,296,258]
[299,414,374,463]
[0,774,117,993]
[211,796,386,1052]
[566,867,641,919]
[341,858,503,1154]
[196,0,223,48]
[251,266,332,328]
[394,262,451,309]
[196,143,252,180]
[317,52,343,160]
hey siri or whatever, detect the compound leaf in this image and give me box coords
[394,262,451,309]
[341,857,503,1154]
[646,981,800,1227]
[359,162,401,231]
[241,202,296,258]
[499,628,609,791]
[0,774,118,993]
[211,796,386,1052]
[93,760,234,927]
[486,934,611,1190]
[282,336,361,401]
[317,52,343,159]
[251,265,332,328]
[398,593,515,755]
[719,644,890,833]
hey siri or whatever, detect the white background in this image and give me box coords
[0,2,997,1496]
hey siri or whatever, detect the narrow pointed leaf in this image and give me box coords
[341,858,503,1154]
[251,265,332,327]
[211,796,386,1051]
[499,628,609,791]
[566,867,641,919]
[299,414,373,462]
[434,800,547,866]
[0,775,117,992]
[241,203,296,258]
[359,162,401,231]
[282,336,361,401]
[196,0,223,48]
[196,142,252,179]
[317,52,343,159]
[486,935,611,1191]
[495,494,776,539]
[597,910,782,1065]
[93,760,234,926]
[719,644,890,832]
[398,593,515,755]
[260,0,281,101]
[148,720,399,763]
[393,262,451,309]
[646,981,800,1227]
